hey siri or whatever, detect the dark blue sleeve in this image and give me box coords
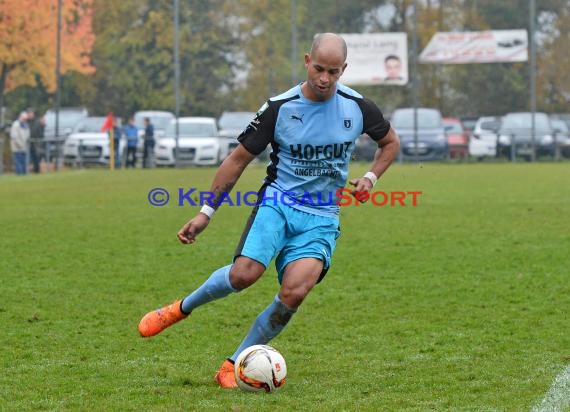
[358,98,391,141]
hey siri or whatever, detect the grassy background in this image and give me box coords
[0,162,569,411]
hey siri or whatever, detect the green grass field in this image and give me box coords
[1,162,569,411]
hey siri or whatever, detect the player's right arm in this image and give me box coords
[178,101,275,245]
[177,144,256,245]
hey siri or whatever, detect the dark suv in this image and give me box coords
[391,107,447,161]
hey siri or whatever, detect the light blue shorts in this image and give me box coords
[234,202,340,283]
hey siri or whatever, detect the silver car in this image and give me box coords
[497,112,555,160]
[217,111,256,161]
[63,117,125,166]
[550,118,570,159]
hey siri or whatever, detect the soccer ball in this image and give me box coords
[234,344,287,393]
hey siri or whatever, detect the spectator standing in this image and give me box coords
[111,117,122,168]
[124,116,139,168]
[10,111,30,175]
[143,117,154,168]
[28,109,45,174]
[38,116,47,171]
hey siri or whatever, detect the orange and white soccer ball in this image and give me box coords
[234,344,287,392]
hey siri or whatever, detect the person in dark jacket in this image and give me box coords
[143,117,154,168]
[28,109,45,174]
[110,117,122,168]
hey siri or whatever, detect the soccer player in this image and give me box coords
[138,33,400,388]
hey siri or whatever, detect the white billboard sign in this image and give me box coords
[419,30,528,64]
[340,33,408,86]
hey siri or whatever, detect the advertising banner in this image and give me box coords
[340,33,408,86]
[419,30,528,64]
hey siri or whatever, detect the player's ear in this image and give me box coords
[340,62,347,75]
[304,53,311,68]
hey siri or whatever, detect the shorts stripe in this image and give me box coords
[234,183,269,260]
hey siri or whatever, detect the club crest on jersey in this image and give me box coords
[343,119,353,129]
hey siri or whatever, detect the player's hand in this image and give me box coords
[348,177,374,203]
[177,213,211,244]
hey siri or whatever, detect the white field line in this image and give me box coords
[531,365,570,412]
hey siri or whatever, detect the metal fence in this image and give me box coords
[1,135,569,176]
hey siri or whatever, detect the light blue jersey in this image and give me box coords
[238,83,390,216]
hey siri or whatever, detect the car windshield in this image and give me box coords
[461,119,478,131]
[444,122,463,134]
[166,122,216,137]
[73,118,106,133]
[502,113,550,130]
[219,112,255,130]
[480,120,501,131]
[134,114,174,130]
[45,111,86,129]
[392,110,442,129]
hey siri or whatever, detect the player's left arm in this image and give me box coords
[349,127,400,195]
[177,145,255,245]
[349,98,400,197]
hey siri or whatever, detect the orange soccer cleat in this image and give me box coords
[214,359,238,389]
[138,300,188,337]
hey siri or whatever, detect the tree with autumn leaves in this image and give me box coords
[0,0,95,117]
[1,1,569,121]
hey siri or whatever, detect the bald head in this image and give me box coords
[303,33,348,101]
[310,33,347,62]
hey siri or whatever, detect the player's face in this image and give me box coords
[304,51,346,102]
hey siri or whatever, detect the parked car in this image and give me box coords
[44,107,89,160]
[218,111,256,161]
[549,113,570,130]
[443,117,468,159]
[44,107,89,140]
[63,116,125,166]
[460,116,479,135]
[391,107,447,161]
[497,112,555,160]
[550,118,570,158]
[468,116,502,160]
[352,134,378,161]
[154,117,221,166]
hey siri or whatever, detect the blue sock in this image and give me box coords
[180,264,237,314]
[229,295,296,362]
